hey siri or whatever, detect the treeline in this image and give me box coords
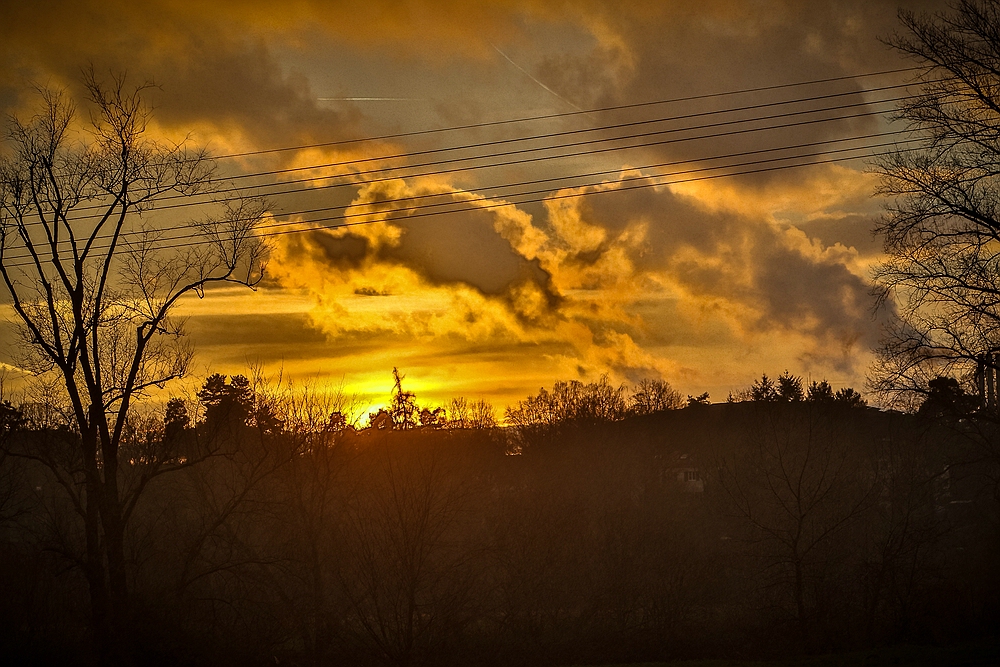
[356,370,687,432]
[0,372,997,666]
[359,368,865,432]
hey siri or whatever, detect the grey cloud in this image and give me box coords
[150,39,363,149]
[566,179,888,348]
[533,38,631,110]
[281,194,563,314]
[523,1,946,195]
[795,213,882,256]
[0,2,364,159]
[384,203,566,325]
[382,206,552,295]
[185,312,327,353]
[304,232,371,270]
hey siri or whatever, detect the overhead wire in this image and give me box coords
[51,90,915,224]
[165,131,923,240]
[4,128,912,266]
[5,147,914,270]
[203,79,918,183]
[2,67,925,268]
[1,135,916,269]
[2,129,912,262]
[4,111,912,269]
[207,66,923,160]
[30,72,928,222]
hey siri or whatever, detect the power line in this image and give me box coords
[3,124,907,260]
[53,92,910,224]
[205,79,917,183]
[139,139,920,248]
[79,149,916,260]
[4,130,912,263]
[3,67,927,269]
[208,66,922,160]
[1,137,915,269]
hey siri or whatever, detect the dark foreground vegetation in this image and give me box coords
[599,640,1000,667]
[5,4,1000,663]
[0,373,998,667]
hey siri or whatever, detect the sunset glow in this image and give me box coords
[0,0,926,413]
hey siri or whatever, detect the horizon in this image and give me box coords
[6,3,1000,663]
[0,1,938,409]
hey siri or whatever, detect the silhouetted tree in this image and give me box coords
[163,398,189,443]
[467,398,499,429]
[368,409,393,431]
[506,376,629,427]
[834,387,867,408]
[505,386,559,428]
[0,70,267,662]
[0,398,25,528]
[419,407,447,428]
[447,397,498,429]
[777,371,804,402]
[389,368,418,430]
[197,374,254,431]
[687,392,711,406]
[872,1,1000,407]
[630,379,684,414]
[750,374,779,402]
[917,376,976,419]
[1,372,998,664]
[718,405,880,649]
[447,398,470,428]
[339,444,479,666]
[252,386,358,666]
[327,411,348,432]
[0,399,25,435]
[807,380,835,402]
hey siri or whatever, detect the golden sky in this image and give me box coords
[0,0,947,413]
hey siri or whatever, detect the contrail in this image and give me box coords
[318,97,425,102]
[0,360,29,375]
[490,42,583,112]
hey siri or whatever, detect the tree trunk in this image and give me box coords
[84,477,112,660]
[794,557,808,649]
[102,447,133,665]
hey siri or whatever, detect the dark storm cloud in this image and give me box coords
[185,313,326,351]
[149,39,363,150]
[797,213,883,256]
[382,206,553,296]
[0,0,363,154]
[570,180,888,348]
[0,0,944,397]
[304,232,370,271]
[529,1,947,194]
[273,180,562,316]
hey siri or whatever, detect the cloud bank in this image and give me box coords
[0,0,929,404]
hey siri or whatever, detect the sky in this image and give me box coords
[0,0,948,414]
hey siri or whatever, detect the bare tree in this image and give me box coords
[339,442,478,667]
[0,71,267,661]
[717,404,880,647]
[872,0,1000,408]
[505,376,629,428]
[389,367,418,430]
[629,378,684,415]
[447,397,498,429]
